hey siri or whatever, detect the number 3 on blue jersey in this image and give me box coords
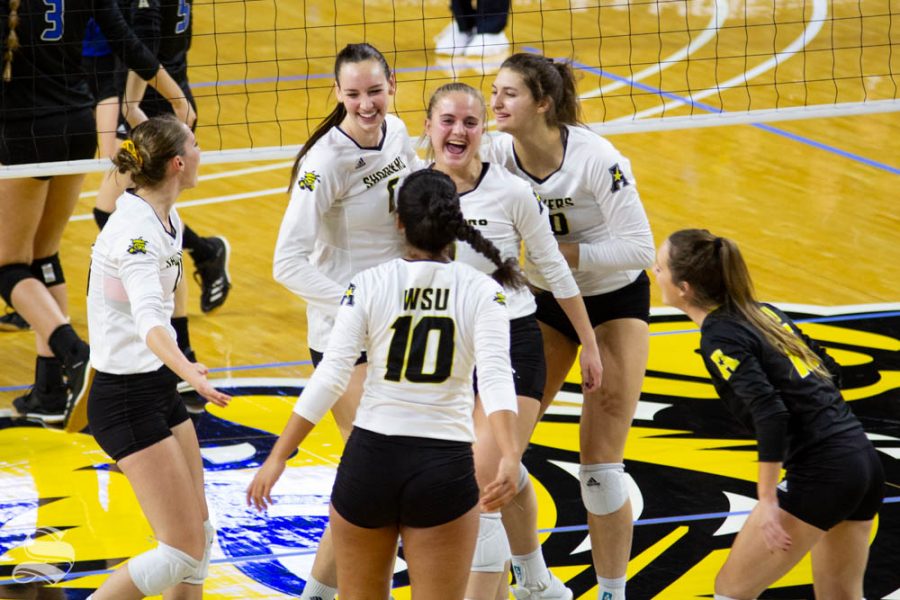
[175,0,191,34]
[41,0,64,42]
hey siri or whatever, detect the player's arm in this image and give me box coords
[573,153,654,272]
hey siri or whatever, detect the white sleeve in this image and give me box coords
[473,282,518,416]
[116,233,171,342]
[273,151,347,315]
[578,155,655,271]
[293,280,368,424]
[512,182,580,299]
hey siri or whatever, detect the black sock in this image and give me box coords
[34,355,65,392]
[48,324,83,363]
[93,208,112,230]
[183,225,215,263]
[171,316,195,361]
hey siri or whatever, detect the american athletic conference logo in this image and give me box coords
[11,526,75,584]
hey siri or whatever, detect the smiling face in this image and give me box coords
[335,58,395,143]
[425,90,486,173]
[491,67,546,135]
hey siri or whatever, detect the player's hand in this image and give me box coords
[172,98,197,129]
[481,455,519,511]
[579,342,603,392]
[186,362,231,407]
[121,101,148,128]
[246,457,286,512]
[759,499,791,552]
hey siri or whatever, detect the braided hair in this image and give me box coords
[397,170,526,290]
[2,0,21,82]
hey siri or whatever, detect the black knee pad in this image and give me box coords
[31,253,65,287]
[0,263,35,306]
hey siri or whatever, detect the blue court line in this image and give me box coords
[2,495,897,586]
[521,48,900,175]
[1,311,896,393]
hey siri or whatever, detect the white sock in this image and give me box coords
[300,575,337,600]
[598,575,626,600]
[511,546,550,588]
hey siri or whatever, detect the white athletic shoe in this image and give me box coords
[511,572,574,599]
[434,21,474,55]
[462,31,510,57]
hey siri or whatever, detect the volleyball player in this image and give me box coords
[84,116,230,600]
[249,169,523,599]
[1,0,194,425]
[423,82,603,600]
[93,0,232,316]
[486,53,655,599]
[272,42,420,600]
[654,229,883,599]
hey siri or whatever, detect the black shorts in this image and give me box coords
[474,314,546,401]
[310,348,367,369]
[535,271,651,344]
[87,365,190,462]
[84,53,123,103]
[778,430,884,531]
[0,108,97,167]
[331,427,479,529]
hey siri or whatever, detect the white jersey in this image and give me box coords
[293,259,517,443]
[87,191,183,374]
[274,113,421,351]
[452,162,579,319]
[484,127,654,295]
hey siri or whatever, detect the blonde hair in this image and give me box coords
[2,0,21,82]
[420,82,486,161]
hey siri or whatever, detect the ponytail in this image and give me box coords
[499,53,583,127]
[454,223,526,289]
[111,115,189,189]
[287,104,346,191]
[667,229,831,379]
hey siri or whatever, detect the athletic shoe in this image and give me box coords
[13,386,67,424]
[434,22,475,56]
[0,307,30,332]
[462,31,510,57]
[194,236,232,313]
[62,341,93,431]
[511,573,573,600]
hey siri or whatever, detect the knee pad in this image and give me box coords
[579,463,629,516]
[517,462,530,494]
[0,263,35,306]
[471,513,510,573]
[31,253,65,287]
[183,520,216,584]
[127,541,201,596]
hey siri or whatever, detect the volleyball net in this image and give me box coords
[2,0,898,177]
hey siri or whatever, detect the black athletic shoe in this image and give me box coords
[13,387,67,424]
[193,236,231,313]
[0,308,30,332]
[62,341,93,430]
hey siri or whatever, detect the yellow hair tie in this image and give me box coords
[121,140,142,167]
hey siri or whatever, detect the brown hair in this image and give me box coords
[397,170,525,290]
[421,82,486,161]
[287,43,392,191]
[499,53,583,127]
[666,229,830,379]
[111,115,190,189]
[2,0,21,82]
